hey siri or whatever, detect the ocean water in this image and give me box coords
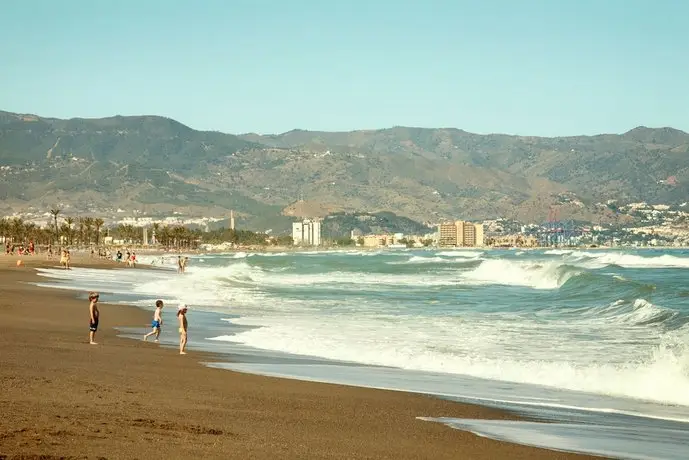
[33,248,689,459]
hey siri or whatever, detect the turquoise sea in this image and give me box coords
[35,248,689,459]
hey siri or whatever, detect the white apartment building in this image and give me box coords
[292,218,322,246]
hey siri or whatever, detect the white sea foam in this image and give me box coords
[567,251,689,269]
[459,259,582,289]
[574,299,680,327]
[437,250,484,258]
[32,250,689,413]
[173,261,458,288]
[390,255,481,265]
[544,249,574,255]
[221,311,689,406]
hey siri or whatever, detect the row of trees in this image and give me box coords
[108,226,296,248]
[1,215,106,247]
[0,218,51,246]
[2,210,350,249]
[1,216,294,249]
[203,228,293,246]
[110,223,203,249]
[47,208,105,245]
[2,216,387,249]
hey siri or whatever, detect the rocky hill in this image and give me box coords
[1,110,688,230]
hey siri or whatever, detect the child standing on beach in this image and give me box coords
[88,292,100,345]
[143,300,164,342]
[177,304,188,355]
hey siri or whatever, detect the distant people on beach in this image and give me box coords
[88,292,100,345]
[116,250,123,263]
[143,300,164,342]
[60,250,71,270]
[176,256,189,273]
[177,304,188,355]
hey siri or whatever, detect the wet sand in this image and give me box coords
[0,254,600,459]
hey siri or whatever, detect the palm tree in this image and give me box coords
[171,226,185,248]
[83,217,94,245]
[116,224,136,243]
[0,218,8,247]
[157,226,171,248]
[77,217,85,246]
[24,222,37,241]
[152,222,160,245]
[43,226,55,246]
[50,208,61,243]
[94,218,104,245]
[65,217,75,245]
[60,222,71,245]
[10,217,24,243]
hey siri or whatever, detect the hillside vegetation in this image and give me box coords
[1,110,688,230]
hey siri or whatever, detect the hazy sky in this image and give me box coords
[1,0,687,136]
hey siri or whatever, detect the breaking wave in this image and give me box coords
[460,259,584,289]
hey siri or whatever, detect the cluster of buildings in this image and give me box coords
[342,221,486,249]
[437,220,484,247]
[292,218,322,246]
[291,218,490,248]
[359,233,408,248]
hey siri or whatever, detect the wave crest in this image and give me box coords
[461,259,583,289]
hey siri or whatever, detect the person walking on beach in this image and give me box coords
[177,304,188,355]
[144,300,164,342]
[88,292,100,345]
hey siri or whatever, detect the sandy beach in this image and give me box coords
[0,254,599,459]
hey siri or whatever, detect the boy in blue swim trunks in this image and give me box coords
[143,300,164,342]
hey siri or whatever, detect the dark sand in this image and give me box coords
[0,255,600,459]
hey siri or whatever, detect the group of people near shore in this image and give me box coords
[88,292,189,355]
[5,241,35,255]
[59,249,72,269]
[177,255,188,273]
[115,249,138,267]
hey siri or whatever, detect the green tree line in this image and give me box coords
[1,215,297,249]
[1,214,105,247]
[203,227,293,246]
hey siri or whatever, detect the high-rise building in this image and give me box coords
[292,222,304,244]
[292,218,322,246]
[230,210,235,231]
[474,223,484,248]
[437,220,484,247]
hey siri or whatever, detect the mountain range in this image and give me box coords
[1,109,688,231]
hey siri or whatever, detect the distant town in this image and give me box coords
[3,199,689,250]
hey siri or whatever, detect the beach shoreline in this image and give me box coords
[0,254,598,459]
